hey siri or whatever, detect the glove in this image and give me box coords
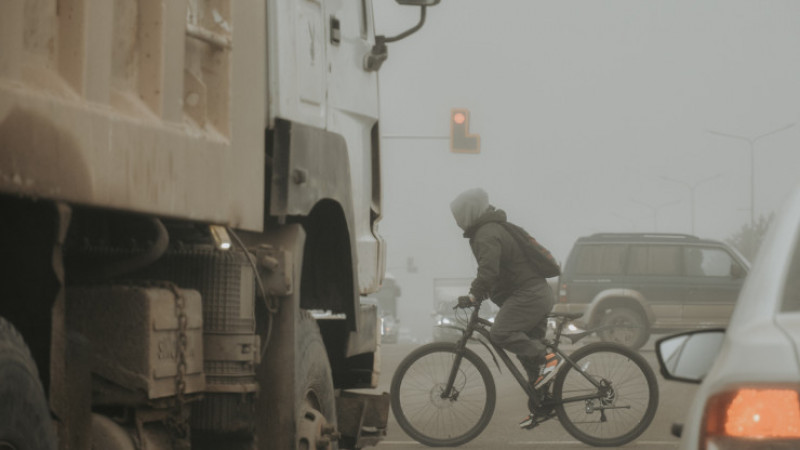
[457,295,475,308]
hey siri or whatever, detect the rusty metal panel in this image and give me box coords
[0,0,266,230]
[346,303,379,358]
[335,391,390,448]
[66,285,205,399]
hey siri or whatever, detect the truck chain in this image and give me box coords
[167,281,191,450]
[136,280,191,449]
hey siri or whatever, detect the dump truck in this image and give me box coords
[0,1,439,448]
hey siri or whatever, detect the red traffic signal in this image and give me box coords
[450,108,480,154]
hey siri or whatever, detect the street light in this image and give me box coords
[706,123,795,227]
[631,198,682,232]
[661,174,722,234]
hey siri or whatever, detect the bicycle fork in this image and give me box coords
[441,352,464,400]
[441,314,480,400]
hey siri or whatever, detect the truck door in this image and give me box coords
[268,0,328,128]
[324,0,384,294]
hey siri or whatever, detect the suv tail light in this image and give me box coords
[559,283,567,303]
[701,387,800,448]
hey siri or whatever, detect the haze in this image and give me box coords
[372,0,800,340]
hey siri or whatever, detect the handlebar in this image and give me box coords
[454,296,480,310]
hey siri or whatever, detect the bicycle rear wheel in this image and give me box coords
[390,342,496,447]
[553,342,658,447]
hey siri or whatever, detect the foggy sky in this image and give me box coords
[372,1,800,339]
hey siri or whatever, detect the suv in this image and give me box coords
[554,233,750,349]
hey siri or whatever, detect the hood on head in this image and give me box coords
[450,188,490,231]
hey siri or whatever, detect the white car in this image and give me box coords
[656,185,800,450]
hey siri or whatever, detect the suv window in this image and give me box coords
[573,244,627,275]
[628,245,681,276]
[685,247,734,277]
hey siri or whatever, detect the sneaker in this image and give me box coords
[533,353,563,389]
[518,412,535,429]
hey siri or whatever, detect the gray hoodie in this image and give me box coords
[450,188,490,231]
[450,188,541,304]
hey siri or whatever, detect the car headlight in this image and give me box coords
[437,317,452,326]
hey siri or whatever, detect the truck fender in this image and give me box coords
[269,119,361,325]
[579,289,655,328]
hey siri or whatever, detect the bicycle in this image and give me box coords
[390,299,659,447]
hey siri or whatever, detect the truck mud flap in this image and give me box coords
[335,391,390,448]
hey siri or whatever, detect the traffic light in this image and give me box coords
[450,108,480,154]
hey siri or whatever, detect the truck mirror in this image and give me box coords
[730,263,746,279]
[366,0,440,71]
[395,0,441,5]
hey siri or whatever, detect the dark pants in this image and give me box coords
[490,279,554,377]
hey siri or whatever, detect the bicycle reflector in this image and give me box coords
[701,387,800,448]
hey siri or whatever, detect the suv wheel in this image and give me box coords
[597,308,649,350]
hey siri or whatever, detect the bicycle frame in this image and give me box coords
[440,302,609,410]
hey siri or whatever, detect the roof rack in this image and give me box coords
[586,232,700,241]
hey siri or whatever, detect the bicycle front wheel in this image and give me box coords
[390,342,496,447]
[553,342,659,447]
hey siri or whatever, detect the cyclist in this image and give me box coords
[450,187,562,427]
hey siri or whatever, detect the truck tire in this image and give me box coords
[296,311,338,450]
[0,317,57,450]
[597,308,649,350]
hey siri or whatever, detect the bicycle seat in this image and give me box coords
[547,312,583,320]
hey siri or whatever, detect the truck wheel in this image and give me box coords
[0,317,57,450]
[597,308,649,350]
[296,311,338,450]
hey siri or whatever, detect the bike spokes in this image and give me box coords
[390,343,496,447]
[554,344,658,446]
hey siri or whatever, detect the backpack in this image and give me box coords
[499,222,561,278]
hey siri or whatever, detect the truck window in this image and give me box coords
[360,0,370,39]
[628,245,681,276]
[781,234,800,312]
[574,244,627,275]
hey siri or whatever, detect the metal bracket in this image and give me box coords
[254,244,293,296]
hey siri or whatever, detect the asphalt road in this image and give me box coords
[372,335,697,449]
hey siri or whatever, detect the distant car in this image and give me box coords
[432,299,499,342]
[656,186,800,449]
[361,296,400,344]
[380,313,399,344]
[554,232,749,349]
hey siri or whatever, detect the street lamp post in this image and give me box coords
[631,198,682,232]
[661,174,722,234]
[706,123,795,227]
